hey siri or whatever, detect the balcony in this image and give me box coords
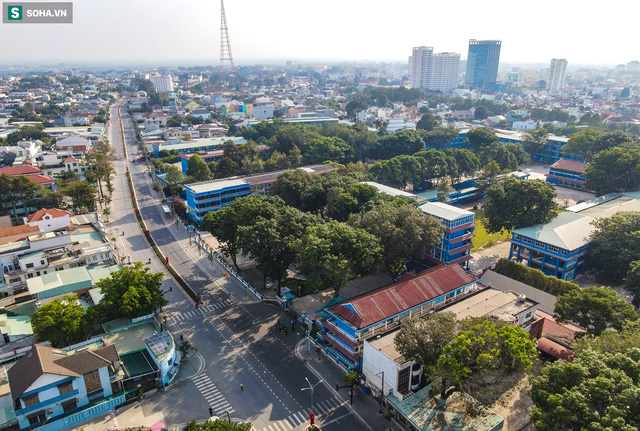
[323,320,356,344]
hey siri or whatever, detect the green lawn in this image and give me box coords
[471,209,511,252]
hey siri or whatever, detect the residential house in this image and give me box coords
[8,344,123,430]
[54,136,92,155]
[24,209,73,233]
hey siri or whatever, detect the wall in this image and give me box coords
[362,340,402,399]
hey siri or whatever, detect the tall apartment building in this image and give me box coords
[409,47,460,93]
[465,39,501,90]
[150,75,174,92]
[546,58,568,93]
[409,46,433,89]
[432,53,460,93]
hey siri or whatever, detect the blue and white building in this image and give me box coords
[509,192,640,280]
[184,165,337,223]
[419,202,476,268]
[152,137,246,157]
[8,344,123,430]
[545,159,589,190]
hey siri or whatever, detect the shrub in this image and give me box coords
[493,258,579,296]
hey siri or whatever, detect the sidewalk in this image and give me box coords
[294,340,402,431]
[70,400,164,431]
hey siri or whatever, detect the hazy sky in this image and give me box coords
[1,0,636,67]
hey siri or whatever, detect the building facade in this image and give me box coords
[150,75,174,93]
[545,159,588,190]
[315,264,479,369]
[184,165,337,223]
[546,58,568,93]
[431,52,460,93]
[419,202,475,268]
[465,40,502,90]
[408,46,433,90]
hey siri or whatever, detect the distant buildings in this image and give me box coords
[409,47,460,94]
[546,58,568,93]
[465,39,502,90]
[150,75,174,93]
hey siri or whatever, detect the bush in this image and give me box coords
[493,258,579,296]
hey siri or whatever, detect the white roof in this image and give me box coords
[361,182,419,198]
[419,202,474,221]
[512,211,594,250]
[186,178,247,194]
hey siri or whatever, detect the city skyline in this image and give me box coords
[0,0,637,67]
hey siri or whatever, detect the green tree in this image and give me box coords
[297,221,381,297]
[465,127,498,154]
[164,165,184,185]
[345,100,368,120]
[416,111,442,132]
[620,87,631,98]
[270,169,313,209]
[554,286,638,335]
[530,347,640,431]
[479,142,529,170]
[395,312,458,371]
[238,196,318,294]
[436,319,536,393]
[422,126,459,151]
[482,177,557,233]
[368,155,421,189]
[305,137,354,164]
[444,148,480,184]
[62,182,97,212]
[31,295,85,347]
[589,211,640,282]
[344,370,363,387]
[374,129,425,159]
[585,147,640,194]
[186,154,213,182]
[474,106,488,120]
[627,261,640,308]
[560,128,605,161]
[521,128,548,156]
[96,262,168,320]
[349,202,444,279]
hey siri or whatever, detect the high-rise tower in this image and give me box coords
[465,40,501,90]
[546,58,568,93]
[220,0,235,73]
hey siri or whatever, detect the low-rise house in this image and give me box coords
[54,136,92,155]
[8,344,123,430]
[25,208,73,233]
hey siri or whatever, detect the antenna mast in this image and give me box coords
[220,0,235,73]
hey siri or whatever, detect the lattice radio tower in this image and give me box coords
[219,0,236,73]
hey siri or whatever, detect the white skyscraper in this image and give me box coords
[409,46,433,90]
[546,59,568,93]
[409,47,460,93]
[431,53,460,93]
[150,75,174,93]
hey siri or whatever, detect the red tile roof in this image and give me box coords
[29,174,54,184]
[63,156,79,163]
[0,224,39,238]
[0,166,42,176]
[27,208,73,222]
[328,264,478,329]
[549,158,589,174]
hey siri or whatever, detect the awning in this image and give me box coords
[536,338,575,361]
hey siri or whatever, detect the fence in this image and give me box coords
[173,216,264,302]
[37,393,127,431]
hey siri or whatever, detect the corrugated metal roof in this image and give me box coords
[329,264,477,329]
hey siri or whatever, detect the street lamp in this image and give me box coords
[301,377,323,412]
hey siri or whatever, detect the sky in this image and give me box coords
[0,0,637,67]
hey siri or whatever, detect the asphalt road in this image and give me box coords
[108,101,370,431]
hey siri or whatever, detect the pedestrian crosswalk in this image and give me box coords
[168,299,235,322]
[192,374,234,416]
[256,396,344,431]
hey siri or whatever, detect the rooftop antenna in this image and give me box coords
[220,0,236,73]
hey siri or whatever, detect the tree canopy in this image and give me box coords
[589,211,640,282]
[349,201,444,279]
[465,127,498,153]
[395,312,458,371]
[186,154,213,182]
[530,345,640,431]
[482,177,557,233]
[554,286,638,336]
[296,221,381,296]
[182,419,251,431]
[96,262,168,320]
[31,295,87,347]
[584,147,640,195]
